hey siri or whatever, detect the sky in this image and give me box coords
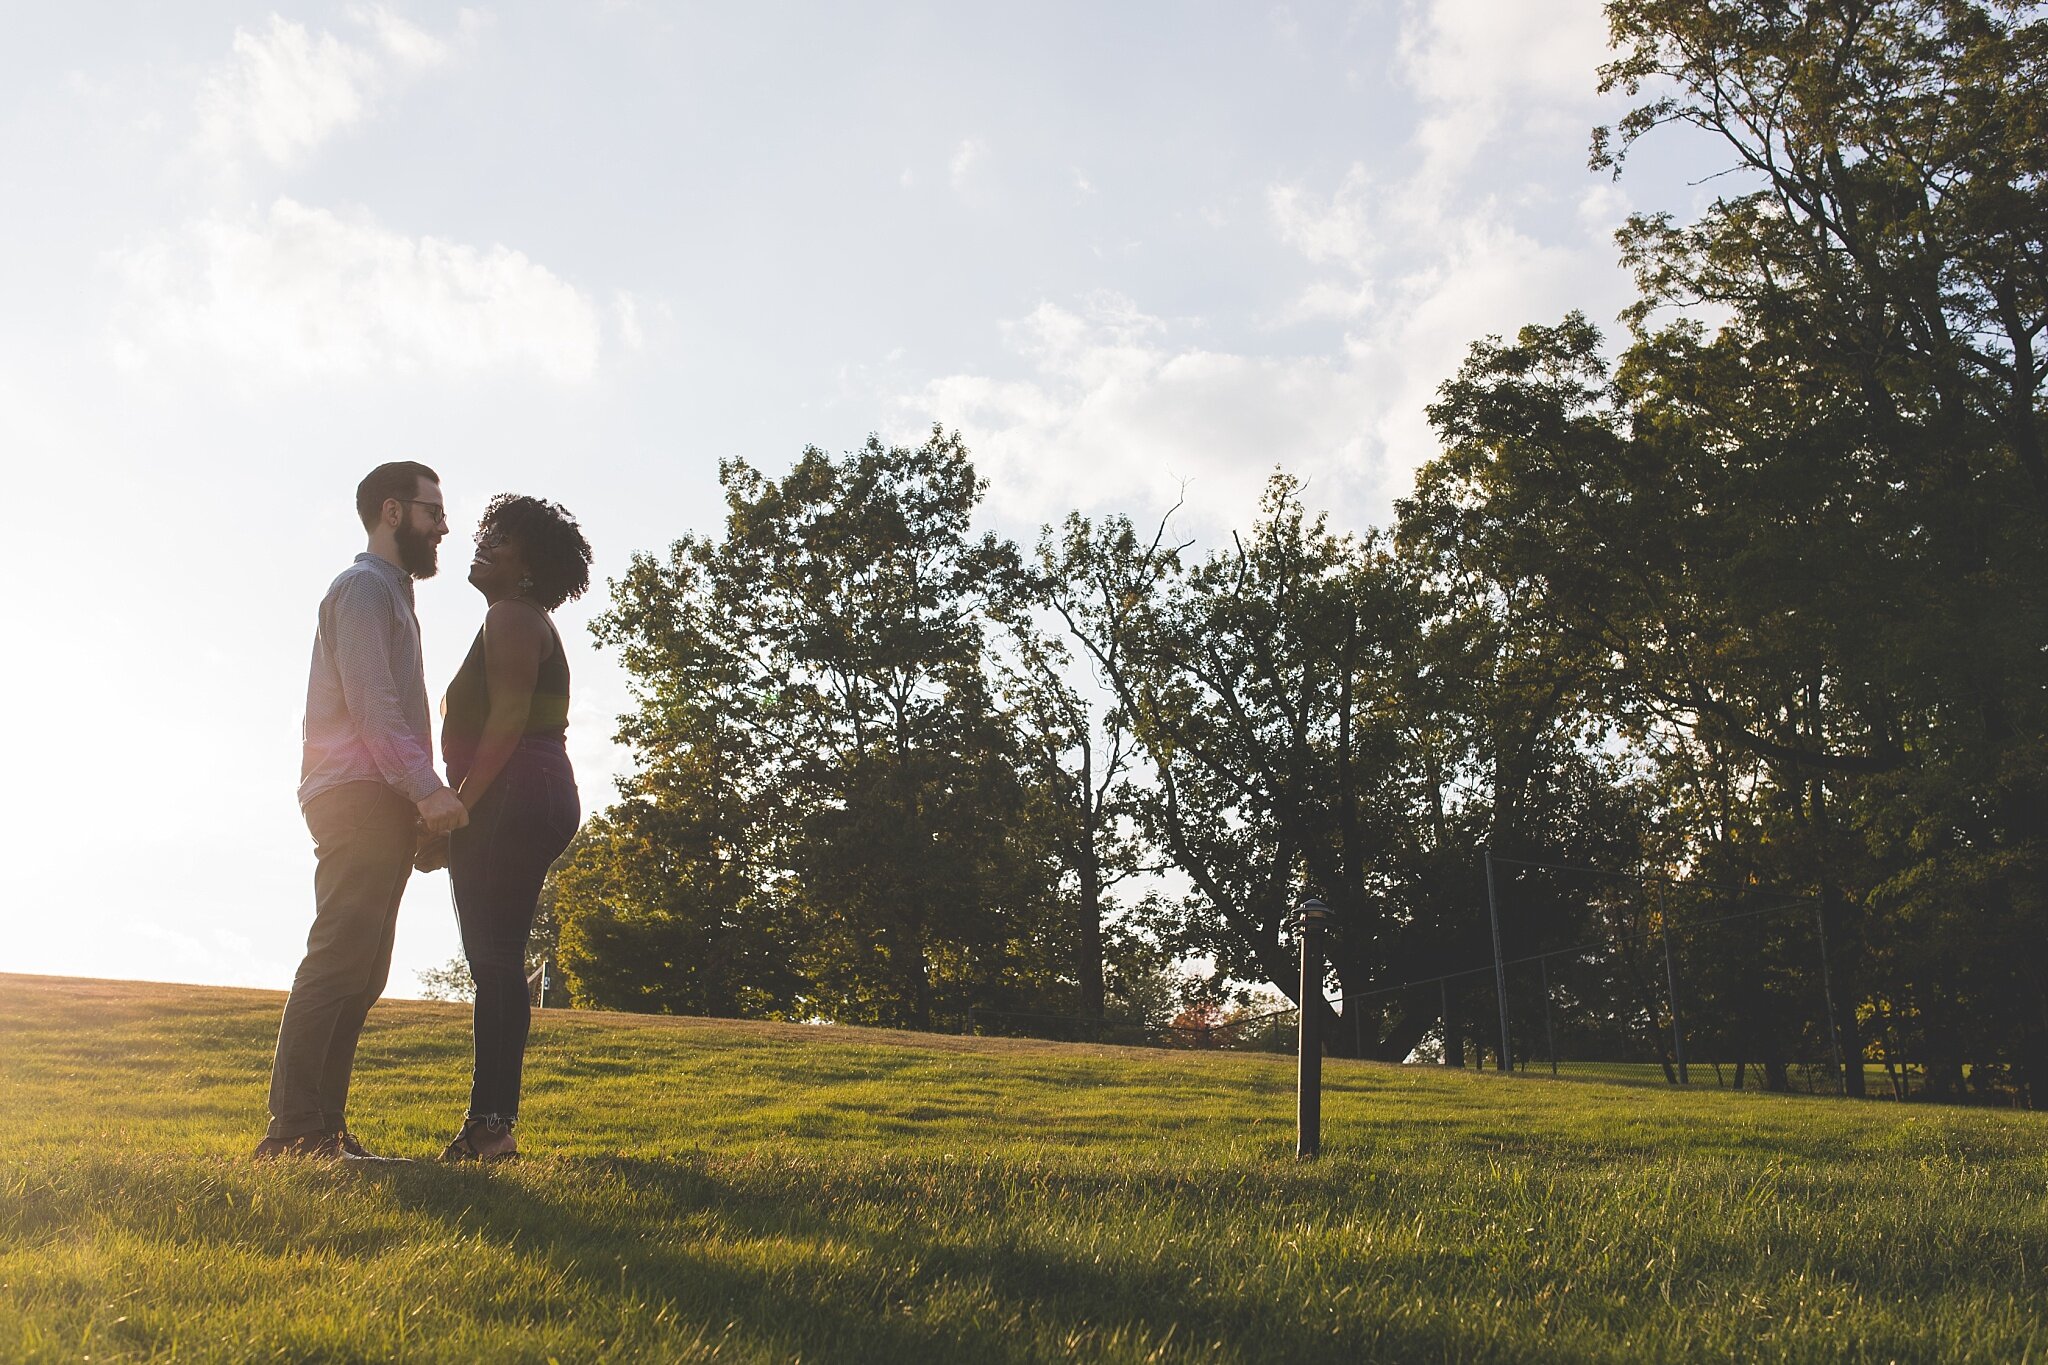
[0,1,1727,998]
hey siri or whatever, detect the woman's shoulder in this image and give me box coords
[483,598,553,640]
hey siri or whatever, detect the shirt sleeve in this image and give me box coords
[327,574,443,804]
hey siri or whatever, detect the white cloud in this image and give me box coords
[1577,181,1631,238]
[905,192,1611,537]
[1355,213,1590,467]
[109,197,603,383]
[1269,163,1375,273]
[1267,163,1387,321]
[1399,0,1613,181]
[949,137,987,190]
[1267,0,1618,330]
[905,295,1376,531]
[1400,0,1609,107]
[898,4,1631,540]
[193,8,458,171]
[358,4,456,67]
[612,290,645,350]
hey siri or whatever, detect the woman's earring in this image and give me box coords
[517,576,535,594]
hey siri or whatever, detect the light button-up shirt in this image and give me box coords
[298,552,442,809]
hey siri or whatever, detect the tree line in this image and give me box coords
[546,0,2048,1104]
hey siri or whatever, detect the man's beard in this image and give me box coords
[395,520,440,579]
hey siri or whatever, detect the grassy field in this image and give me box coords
[3,975,2045,1363]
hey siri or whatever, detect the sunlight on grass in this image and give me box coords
[3,975,2045,1362]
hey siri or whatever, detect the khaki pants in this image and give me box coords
[265,781,416,1140]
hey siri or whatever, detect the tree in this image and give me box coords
[991,605,1151,1021]
[1601,0,2048,1097]
[1599,0,2048,518]
[1397,0,2048,1097]
[554,792,799,1018]
[565,430,1072,1029]
[1042,476,1638,1060]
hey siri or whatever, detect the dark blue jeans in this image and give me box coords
[449,739,579,1120]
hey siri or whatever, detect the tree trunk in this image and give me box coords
[1077,853,1104,1020]
[1623,943,1677,1083]
[1922,1054,1963,1101]
[1806,755,1867,1099]
[1076,760,1105,1020]
[1366,990,1436,1063]
[1817,874,1867,1098]
[2021,1005,2048,1111]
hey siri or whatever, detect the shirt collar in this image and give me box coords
[354,551,416,604]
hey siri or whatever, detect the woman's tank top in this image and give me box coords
[441,605,570,786]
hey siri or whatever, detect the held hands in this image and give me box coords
[413,829,451,873]
[414,785,466,870]
[416,786,469,836]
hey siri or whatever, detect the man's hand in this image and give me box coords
[413,830,451,873]
[416,787,469,835]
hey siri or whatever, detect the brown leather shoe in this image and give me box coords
[252,1131,342,1160]
[335,1129,410,1163]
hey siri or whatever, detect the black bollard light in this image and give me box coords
[1296,897,1335,1160]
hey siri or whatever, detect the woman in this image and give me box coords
[428,493,591,1161]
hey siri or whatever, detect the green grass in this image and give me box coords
[3,975,2046,1363]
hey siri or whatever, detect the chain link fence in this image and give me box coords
[1403,855,1853,1095]
[963,853,1948,1099]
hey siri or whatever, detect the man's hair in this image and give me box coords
[473,493,594,611]
[356,461,441,531]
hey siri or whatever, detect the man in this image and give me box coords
[255,462,470,1160]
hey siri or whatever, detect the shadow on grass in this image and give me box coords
[364,1152,1498,1364]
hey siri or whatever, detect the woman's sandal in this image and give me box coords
[439,1114,517,1162]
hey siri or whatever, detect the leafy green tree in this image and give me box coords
[991,605,1152,1021]
[1599,0,2048,517]
[1045,476,1642,1060]
[1400,0,2048,1097]
[565,430,1070,1029]
[1602,0,2048,1097]
[1407,311,1899,1089]
[554,792,799,1018]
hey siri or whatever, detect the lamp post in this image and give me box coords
[1296,897,1335,1160]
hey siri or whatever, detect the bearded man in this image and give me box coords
[256,461,470,1159]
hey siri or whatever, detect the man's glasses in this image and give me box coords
[402,499,449,526]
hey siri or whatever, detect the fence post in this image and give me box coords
[1538,952,1557,1076]
[1296,898,1333,1160]
[1655,880,1689,1085]
[1483,849,1512,1073]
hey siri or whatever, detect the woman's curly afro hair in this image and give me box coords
[475,493,593,611]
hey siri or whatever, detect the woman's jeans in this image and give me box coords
[449,738,579,1120]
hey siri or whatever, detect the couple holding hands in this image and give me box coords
[255,461,589,1163]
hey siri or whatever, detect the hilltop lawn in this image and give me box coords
[2,975,2045,1362]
